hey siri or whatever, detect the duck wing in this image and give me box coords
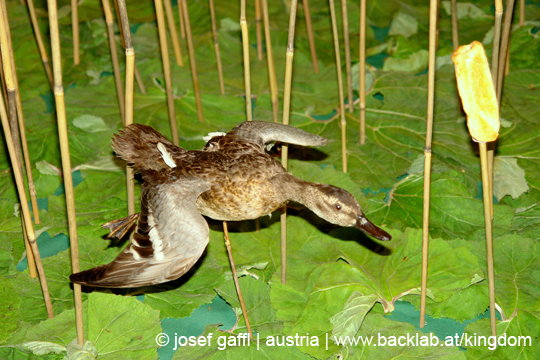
[226,121,328,151]
[70,175,211,288]
[111,124,189,171]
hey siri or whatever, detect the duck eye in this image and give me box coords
[334,204,342,211]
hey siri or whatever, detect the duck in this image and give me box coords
[70,121,391,288]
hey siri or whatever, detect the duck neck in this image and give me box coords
[274,173,321,209]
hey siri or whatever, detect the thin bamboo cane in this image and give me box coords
[113,0,147,95]
[72,0,79,64]
[479,142,497,337]
[496,0,515,102]
[22,220,37,276]
[329,0,347,172]
[47,0,84,344]
[451,0,459,51]
[255,0,263,61]
[519,0,524,25]
[0,1,53,319]
[280,0,298,284]
[240,0,252,122]
[209,0,225,95]
[27,0,53,88]
[155,0,179,145]
[1,1,40,224]
[116,0,136,216]
[419,0,438,329]
[341,0,353,113]
[223,222,253,339]
[359,0,366,144]
[181,0,204,123]
[102,0,125,124]
[302,0,318,73]
[164,0,184,66]
[261,0,279,123]
[178,0,185,39]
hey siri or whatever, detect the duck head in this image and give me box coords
[304,184,391,241]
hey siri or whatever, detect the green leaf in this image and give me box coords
[493,157,530,201]
[329,293,379,339]
[383,49,429,73]
[0,278,22,344]
[388,12,418,38]
[441,1,489,19]
[72,115,110,133]
[20,341,66,356]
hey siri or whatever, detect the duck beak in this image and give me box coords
[355,214,391,241]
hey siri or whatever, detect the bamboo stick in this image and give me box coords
[112,0,147,95]
[255,0,263,61]
[280,0,298,284]
[451,0,459,51]
[181,0,204,123]
[340,0,353,113]
[359,0,366,144]
[1,1,40,224]
[0,0,53,319]
[302,0,318,73]
[47,0,84,344]
[72,0,79,64]
[116,0,136,216]
[209,0,225,95]
[519,0,524,26]
[223,222,253,339]
[419,0,438,329]
[178,0,185,39]
[480,142,497,337]
[164,0,183,66]
[154,0,179,145]
[26,0,53,88]
[240,0,252,122]
[496,0,515,102]
[102,0,125,124]
[262,0,279,123]
[329,0,347,172]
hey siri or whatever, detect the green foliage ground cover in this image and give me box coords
[0,0,539,358]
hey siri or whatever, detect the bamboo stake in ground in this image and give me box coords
[102,0,125,124]
[261,0,279,123]
[0,0,53,319]
[181,0,204,123]
[0,79,53,319]
[240,0,252,122]
[113,0,147,95]
[72,0,79,64]
[496,0,516,102]
[358,0,366,144]
[164,0,183,66]
[178,0,185,39]
[209,0,225,95]
[451,0,459,51]
[520,0,524,25]
[27,0,53,87]
[329,0,347,173]
[47,0,84,344]
[340,0,353,113]
[302,0,318,73]
[1,1,40,225]
[255,0,263,61]
[154,0,179,145]
[419,0,438,329]
[280,0,299,284]
[116,0,136,216]
[223,222,253,339]
[453,41,500,338]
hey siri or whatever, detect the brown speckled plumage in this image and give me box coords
[70,121,390,288]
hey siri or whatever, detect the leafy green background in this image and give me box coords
[1,0,539,358]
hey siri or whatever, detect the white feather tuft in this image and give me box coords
[203,132,226,142]
[157,142,176,168]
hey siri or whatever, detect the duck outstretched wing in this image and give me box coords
[226,121,328,150]
[70,175,210,288]
[111,124,188,171]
